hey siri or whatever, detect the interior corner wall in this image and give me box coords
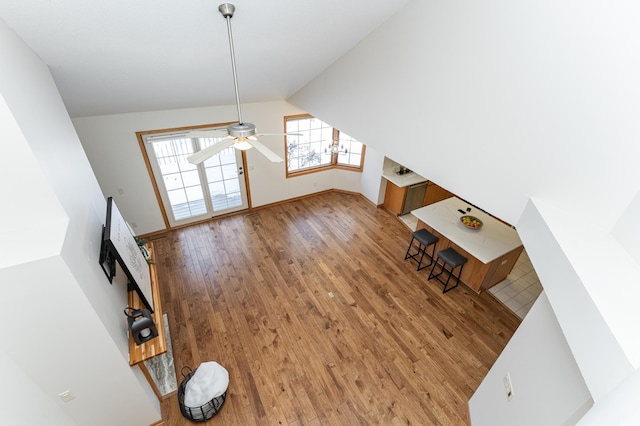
[577,366,640,425]
[517,198,636,399]
[0,257,159,426]
[72,100,382,234]
[611,189,640,266]
[356,144,386,205]
[0,348,73,426]
[469,292,592,426]
[0,17,160,425]
[73,101,309,235]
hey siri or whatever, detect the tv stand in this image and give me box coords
[128,243,174,399]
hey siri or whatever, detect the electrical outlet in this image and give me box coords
[503,373,514,401]
[58,390,75,402]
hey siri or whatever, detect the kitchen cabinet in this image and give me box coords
[384,179,455,216]
[382,180,428,216]
[381,168,428,216]
[423,181,455,206]
[383,180,407,216]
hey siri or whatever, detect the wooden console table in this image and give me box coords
[128,243,172,399]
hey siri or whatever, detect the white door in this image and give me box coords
[143,133,248,228]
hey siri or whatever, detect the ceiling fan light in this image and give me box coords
[234,138,252,151]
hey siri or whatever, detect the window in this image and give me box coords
[284,114,365,176]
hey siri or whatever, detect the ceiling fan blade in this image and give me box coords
[187,138,236,164]
[247,138,284,163]
[186,129,230,139]
[256,132,302,137]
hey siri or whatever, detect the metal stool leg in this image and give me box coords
[442,263,463,293]
[405,229,439,271]
[404,236,417,260]
[428,257,444,282]
[428,248,467,293]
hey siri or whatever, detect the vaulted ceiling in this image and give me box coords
[0,0,410,117]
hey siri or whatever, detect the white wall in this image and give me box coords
[0,18,160,425]
[288,0,640,228]
[612,190,640,266]
[287,0,640,423]
[0,349,72,426]
[469,292,592,426]
[518,199,638,399]
[577,367,640,426]
[357,144,386,205]
[73,100,381,235]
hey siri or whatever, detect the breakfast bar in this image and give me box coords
[411,197,524,293]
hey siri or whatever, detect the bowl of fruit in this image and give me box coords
[460,215,483,230]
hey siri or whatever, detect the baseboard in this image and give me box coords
[143,189,381,239]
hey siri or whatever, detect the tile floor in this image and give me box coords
[488,249,542,318]
[399,213,542,319]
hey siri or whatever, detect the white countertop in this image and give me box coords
[411,197,522,263]
[382,168,427,187]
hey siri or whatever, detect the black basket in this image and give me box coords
[178,366,227,422]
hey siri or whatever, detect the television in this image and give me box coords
[99,197,154,312]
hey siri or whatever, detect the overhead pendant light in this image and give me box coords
[325,141,348,155]
[234,137,252,150]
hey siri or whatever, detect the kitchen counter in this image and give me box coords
[411,197,522,263]
[382,168,427,187]
[411,197,523,292]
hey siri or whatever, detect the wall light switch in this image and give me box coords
[504,373,514,401]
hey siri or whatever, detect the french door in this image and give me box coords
[143,133,249,228]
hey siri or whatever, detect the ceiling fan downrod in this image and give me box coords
[218,3,244,126]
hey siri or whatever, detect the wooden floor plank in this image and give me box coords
[157,191,520,425]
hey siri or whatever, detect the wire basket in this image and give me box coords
[178,366,227,422]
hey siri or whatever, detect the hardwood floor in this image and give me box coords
[154,191,520,425]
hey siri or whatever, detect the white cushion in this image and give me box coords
[184,361,229,407]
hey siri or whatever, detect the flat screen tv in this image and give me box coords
[99,197,154,312]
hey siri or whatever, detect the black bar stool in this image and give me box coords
[428,247,467,293]
[404,228,439,271]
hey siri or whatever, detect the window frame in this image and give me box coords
[284,114,366,178]
[135,123,250,229]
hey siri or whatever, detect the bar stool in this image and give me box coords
[428,247,467,293]
[404,228,439,271]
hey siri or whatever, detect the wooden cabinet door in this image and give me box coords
[383,180,407,216]
[423,181,455,206]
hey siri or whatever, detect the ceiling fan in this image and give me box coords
[187,3,297,164]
